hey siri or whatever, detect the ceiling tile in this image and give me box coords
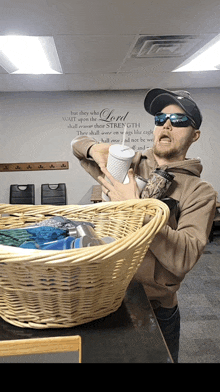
[118,57,184,74]
[0,74,68,91]
[55,35,136,74]
[0,0,55,35]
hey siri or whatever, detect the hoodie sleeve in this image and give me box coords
[71,136,104,182]
[71,136,97,160]
[71,135,143,182]
[149,181,217,280]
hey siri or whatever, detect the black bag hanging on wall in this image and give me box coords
[41,183,67,205]
[10,184,35,205]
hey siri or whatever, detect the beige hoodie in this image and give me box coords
[72,136,216,308]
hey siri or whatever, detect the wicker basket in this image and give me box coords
[0,199,169,329]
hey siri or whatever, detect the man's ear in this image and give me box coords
[192,129,200,143]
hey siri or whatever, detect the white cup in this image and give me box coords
[102,144,135,201]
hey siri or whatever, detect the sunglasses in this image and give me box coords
[155,113,196,128]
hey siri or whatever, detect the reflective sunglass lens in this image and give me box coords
[155,114,166,125]
[155,113,192,127]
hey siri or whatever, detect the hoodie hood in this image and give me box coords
[144,148,203,178]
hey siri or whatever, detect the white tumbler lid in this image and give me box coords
[109,144,135,160]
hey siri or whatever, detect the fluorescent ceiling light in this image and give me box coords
[173,34,220,72]
[0,36,63,74]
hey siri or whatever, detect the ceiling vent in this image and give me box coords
[130,35,214,58]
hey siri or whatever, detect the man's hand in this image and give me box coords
[98,167,140,201]
[89,143,111,170]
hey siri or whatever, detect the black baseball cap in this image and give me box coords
[144,88,202,129]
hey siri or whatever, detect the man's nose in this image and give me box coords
[163,118,172,129]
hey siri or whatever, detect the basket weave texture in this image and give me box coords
[0,199,169,329]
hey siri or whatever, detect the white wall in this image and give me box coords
[0,88,219,205]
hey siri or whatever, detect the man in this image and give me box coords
[71,88,216,362]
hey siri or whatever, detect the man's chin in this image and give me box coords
[153,145,178,159]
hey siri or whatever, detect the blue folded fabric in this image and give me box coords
[0,226,67,248]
